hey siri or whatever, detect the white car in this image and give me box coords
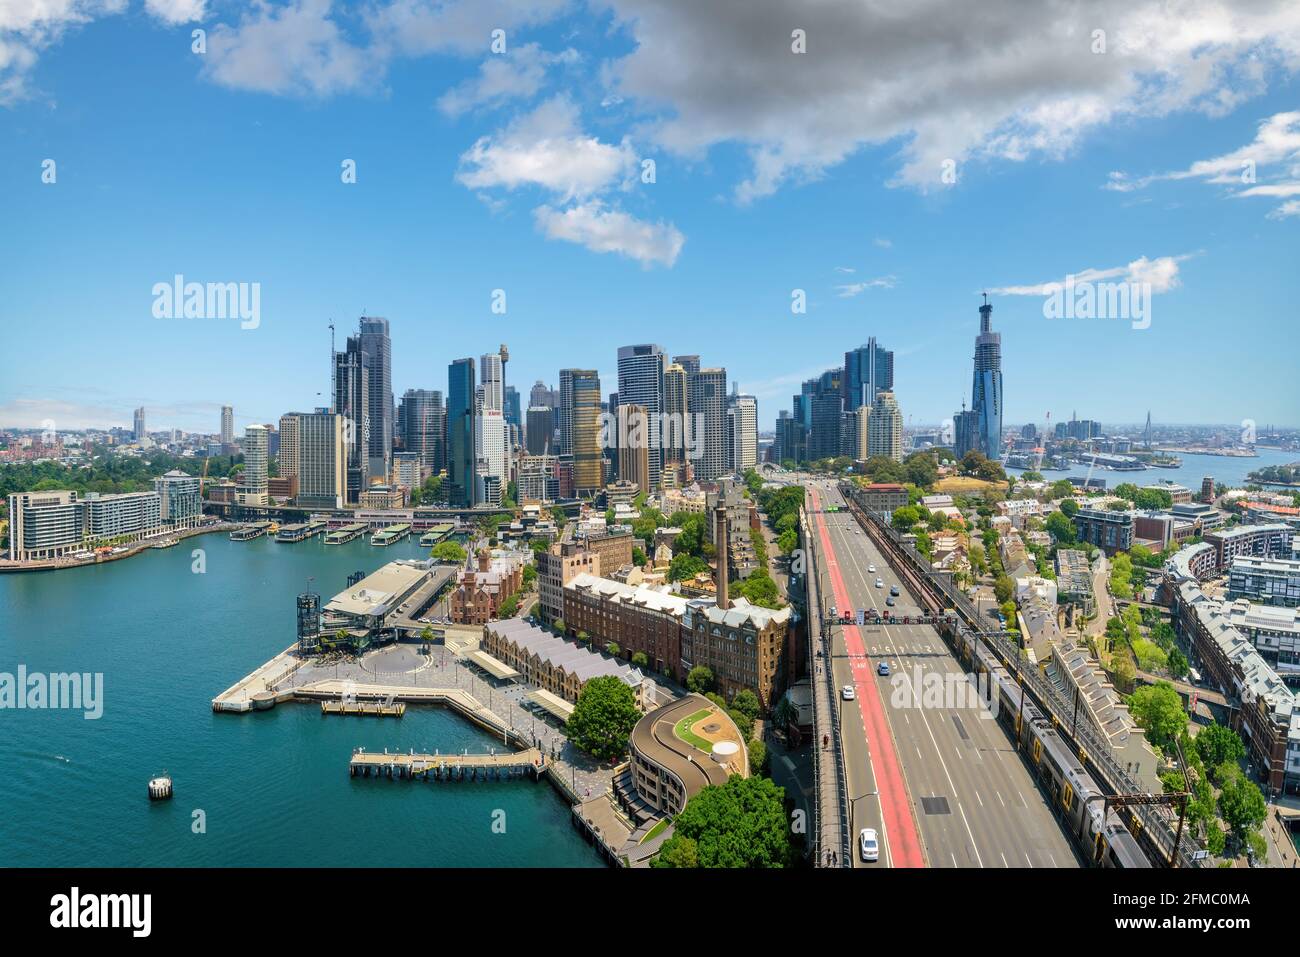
[841,685,855,701]
[868,564,877,573]
[875,578,884,588]
[859,827,879,862]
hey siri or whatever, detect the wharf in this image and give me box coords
[324,522,367,545]
[349,747,543,780]
[322,700,405,717]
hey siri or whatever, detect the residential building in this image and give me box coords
[296,410,347,510]
[154,470,202,528]
[220,405,234,445]
[358,316,393,482]
[278,413,300,479]
[538,541,601,623]
[706,478,757,580]
[1073,507,1134,554]
[569,369,603,494]
[854,483,909,516]
[237,425,269,506]
[1225,599,1300,680]
[133,407,146,441]
[1228,556,1300,607]
[1055,548,1097,618]
[867,390,903,462]
[728,392,758,473]
[562,573,688,675]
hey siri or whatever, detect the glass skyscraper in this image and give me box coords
[447,358,476,507]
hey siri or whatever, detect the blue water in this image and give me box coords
[0,535,600,867]
[1007,446,1298,492]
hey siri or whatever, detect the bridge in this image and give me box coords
[836,480,1195,869]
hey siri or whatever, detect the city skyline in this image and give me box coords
[3,5,1299,431]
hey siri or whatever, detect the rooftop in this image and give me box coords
[485,617,644,688]
[325,561,430,618]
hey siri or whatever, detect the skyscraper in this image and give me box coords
[691,367,728,481]
[479,351,504,411]
[569,370,602,494]
[616,404,651,494]
[663,363,689,468]
[358,317,393,481]
[529,380,555,409]
[526,406,555,455]
[475,407,507,506]
[729,393,758,473]
[843,338,894,410]
[240,425,269,505]
[617,344,666,491]
[333,335,370,503]
[447,358,476,508]
[969,294,1004,460]
[296,409,347,509]
[278,413,301,478]
[220,406,234,445]
[867,390,903,462]
[400,389,445,475]
[133,407,146,441]
[558,369,577,457]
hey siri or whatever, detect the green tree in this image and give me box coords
[522,564,538,589]
[1195,723,1246,771]
[747,738,769,776]
[892,505,921,531]
[1044,511,1076,544]
[632,546,648,567]
[565,676,641,762]
[631,651,648,669]
[730,689,761,721]
[655,836,699,868]
[668,553,708,582]
[686,665,715,694]
[993,574,1015,605]
[652,775,795,868]
[734,569,782,609]
[1128,682,1186,752]
[1217,769,1266,842]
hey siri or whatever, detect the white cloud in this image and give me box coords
[598,0,1300,199]
[835,276,896,297]
[437,43,577,116]
[873,237,892,249]
[201,0,374,97]
[1267,199,1300,219]
[991,255,1191,296]
[144,0,205,24]
[1106,110,1300,218]
[455,96,635,200]
[533,200,683,267]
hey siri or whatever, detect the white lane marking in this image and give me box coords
[954,745,963,762]
[1001,852,1009,868]
[997,792,1005,807]
[975,791,983,807]
[1024,853,1034,868]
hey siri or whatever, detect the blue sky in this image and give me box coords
[2,0,1298,436]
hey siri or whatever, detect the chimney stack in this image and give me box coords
[714,500,730,611]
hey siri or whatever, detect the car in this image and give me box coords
[875,578,884,588]
[841,685,855,701]
[868,564,877,573]
[890,586,900,597]
[830,604,837,618]
[859,827,879,862]
[886,597,896,607]
[877,661,891,676]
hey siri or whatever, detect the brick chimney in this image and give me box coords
[477,549,490,573]
[714,500,730,611]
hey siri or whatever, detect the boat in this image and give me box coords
[147,772,174,801]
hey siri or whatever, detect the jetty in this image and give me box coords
[276,520,327,543]
[371,524,412,546]
[230,522,274,541]
[324,522,367,545]
[350,747,544,781]
[419,523,455,547]
[322,700,405,717]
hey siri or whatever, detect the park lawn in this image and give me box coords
[933,476,1003,493]
[673,707,715,751]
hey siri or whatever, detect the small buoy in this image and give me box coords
[147,773,173,801]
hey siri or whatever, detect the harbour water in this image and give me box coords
[0,535,601,867]
[1007,446,1299,493]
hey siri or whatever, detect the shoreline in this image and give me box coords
[0,522,237,575]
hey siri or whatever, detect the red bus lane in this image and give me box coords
[810,486,926,868]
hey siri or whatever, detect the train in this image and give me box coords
[978,641,1152,868]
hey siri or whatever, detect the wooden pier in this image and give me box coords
[349,747,544,781]
[322,700,405,717]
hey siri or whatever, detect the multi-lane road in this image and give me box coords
[805,479,1081,869]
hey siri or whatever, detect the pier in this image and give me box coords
[349,747,544,781]
[371,523,412,546]
[276,520,327,543]
[324,522,368,545]
[419,523,455,547]
[322,699,405,717]
[230,521,275,541]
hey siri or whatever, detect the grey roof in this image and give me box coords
[486,617,644,687]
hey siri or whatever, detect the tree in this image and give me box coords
[1195,724,1246,772]
[565,676,641,762]
[993,574,1015,605]
[1129,682,1186,751]
[687,665,715,694]
[522,564,538,589]
[777,528,798,555]
[892,505,921,531]
[668,553,708,582]
[1044,511,1076,544]
[606,641,621,657]
[734,569,782,609]
[652,775,795,868]
[631,651,648,669]
[1217,769,1266,842]
[632,547,648,567]
[656,836,699,868]
[730,689,761,721]
[1049,480,1075,500]
[747,737,769,776]
[428,540,465,564]
[1058,497,1079,519]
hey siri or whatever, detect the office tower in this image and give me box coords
[867,390,903,462]
[969,294,1003,460]
[278,413,301,478]
[446,359,477,507]
[526,406,556,455]
[400,389,445,474]
[240,425,269,504]
[296,410,347,509]
[475,407,508,506]
[663,363,689,467]
[954,405,977,457]
[530,380,554,409]
[333,335,370,502]
[133,407,146,441]
[672,355,700,379]
[558,369,578,457]
[220,406,234,445]
[617,404,651,494]
[775,409,804,465]
[357,317,393,481]
[504,385,521,431]
[690,367,728,481]
[617,344,666,491]
[569,370,602,494]
[729,393,758,473]
[843,337,894,410]
[479,351,504,411]
[854,405,871,460]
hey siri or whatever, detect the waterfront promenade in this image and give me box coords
[0,521,236,573]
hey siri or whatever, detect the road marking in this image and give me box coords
[1025,853,1034,868]
[997,792,1005,807]
[1001,852,1009,868]
[975,791,983,807]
